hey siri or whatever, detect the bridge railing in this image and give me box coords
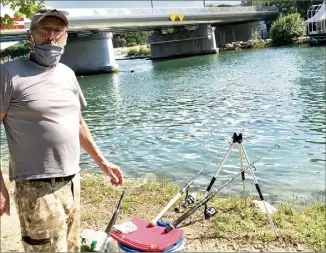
[68,6,279,18]
[148,25,210,44]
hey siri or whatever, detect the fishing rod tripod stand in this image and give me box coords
[184,132,279,238]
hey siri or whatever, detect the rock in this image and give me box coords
[297,244,305,251]
[232,243,239,250]
[254,244,264,249]
[252,200,277,214]
[246,40,253,47]
[225,43,233,49]
[232,42,241,48]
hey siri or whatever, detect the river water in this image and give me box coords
[1,45,325,203]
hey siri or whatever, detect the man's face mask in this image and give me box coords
[30,34,65,68]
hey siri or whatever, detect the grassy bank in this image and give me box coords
[1,165,324,252]
[81,173,325,252]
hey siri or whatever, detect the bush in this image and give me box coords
[269,13,305,46]
[139,46,151,56]
[127,46,151,56]
[127,47,139,56]
[127,42,137,47]
[0,42,30,62]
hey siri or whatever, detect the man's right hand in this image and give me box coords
[0,182,10,216]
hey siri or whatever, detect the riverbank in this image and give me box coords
[1,166,325,252]
[113,37,312,60]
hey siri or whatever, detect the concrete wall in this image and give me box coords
[60,32,118,75]
[214,21,268,46]
[149,25,218,60]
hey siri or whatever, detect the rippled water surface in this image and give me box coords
[1,45,325,202]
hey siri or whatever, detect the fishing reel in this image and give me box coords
[204,204,217,220]
[183,190,196,206]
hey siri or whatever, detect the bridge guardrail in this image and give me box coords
[68,6,279,18]
[149,25,209,44]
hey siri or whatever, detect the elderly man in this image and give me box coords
[0,9,123,252]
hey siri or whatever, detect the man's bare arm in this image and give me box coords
[0,112,10,216]
[79,112,123,186]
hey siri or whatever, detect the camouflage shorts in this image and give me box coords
[14,173,81,252]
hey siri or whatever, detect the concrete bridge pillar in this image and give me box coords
[149,24,218,60]
[215,21,268,46]
[60,32,118,75]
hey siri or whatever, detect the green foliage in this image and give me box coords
[241,0,266,7]
[127,48,139,56]
[244,0,324,19]
[127,46,151,57]
[206,4,233,7]
[267,0,323,19]
[250,29,261,41]
[113,31,152,48]
[0,42,30,62]
[0,0,45,28]
[269,13,305,46]
[139,46,150,56]
[253,40,269,48]
[208,197,326,252]
[128,42,137,47]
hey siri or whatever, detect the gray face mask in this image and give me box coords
[31,43,64,68]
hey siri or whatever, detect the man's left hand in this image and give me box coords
[100,161,124,186]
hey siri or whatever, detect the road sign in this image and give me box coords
[178,13,184,22]
[169,13,176,22]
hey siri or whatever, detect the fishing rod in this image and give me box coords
[163,130,293,239]
[149,112,265,226]
[164,164,253,234]
[202,133,278,236]
[164,157,279,239]
[99,190,126,252]
[149,148,225,226]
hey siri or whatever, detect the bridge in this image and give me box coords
[1,6,280,75]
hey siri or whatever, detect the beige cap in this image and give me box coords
[30,9,69,28]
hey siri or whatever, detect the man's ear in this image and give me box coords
[27,30,33,44]
[62,32,68,47]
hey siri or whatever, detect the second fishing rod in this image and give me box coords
[164,132,279,239]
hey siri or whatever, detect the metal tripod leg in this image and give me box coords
[205,142,234,197]
[240,143,279,239]
[237,143,246,206]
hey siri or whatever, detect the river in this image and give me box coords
[1,45,325,203]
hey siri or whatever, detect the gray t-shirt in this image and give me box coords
[0,58,87,182]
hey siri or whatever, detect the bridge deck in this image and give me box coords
[0,6,279,42]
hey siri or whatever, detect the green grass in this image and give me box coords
[80,173,326,252]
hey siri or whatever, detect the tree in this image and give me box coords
[246,0,324,19]
[206,3,233,7]
[269,13,305,45]
[0,42,29,61]
[241,0,266,7]
[0,0,44,28]
[113,31,153,48]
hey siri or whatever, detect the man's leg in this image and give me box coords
[67,173,81,252]
[14,178,76,252]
